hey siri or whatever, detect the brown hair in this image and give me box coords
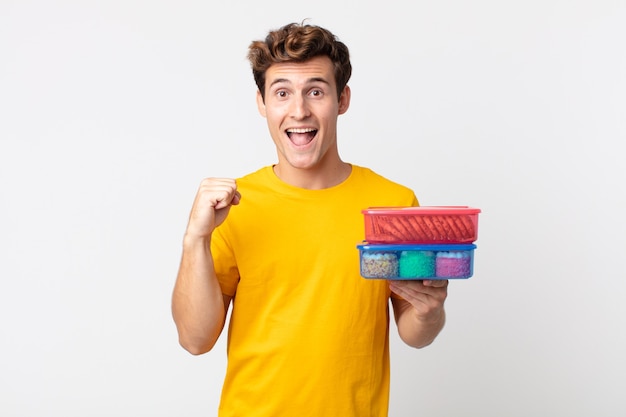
[247,22,352,101]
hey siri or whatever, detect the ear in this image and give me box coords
[256,90,267,117]
[338,85,351,115]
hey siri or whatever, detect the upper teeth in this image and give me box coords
[287,128,315,133]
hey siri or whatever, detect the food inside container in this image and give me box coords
[362,206,481,244]
[357,243,476,280]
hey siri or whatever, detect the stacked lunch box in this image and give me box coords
[357,206,481,280]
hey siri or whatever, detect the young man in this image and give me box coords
[172,22,448,416]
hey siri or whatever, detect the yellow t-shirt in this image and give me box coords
[212,165,418,417]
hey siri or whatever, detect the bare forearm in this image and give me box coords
[396,307,446,348]
[172,236,228,355]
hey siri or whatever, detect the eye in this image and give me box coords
[309,89,324,97]
[276,90,288,98]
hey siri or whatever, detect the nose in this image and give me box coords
[290,94,310,119]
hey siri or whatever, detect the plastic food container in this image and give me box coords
[362,206,481,244]
[357,243,476,280]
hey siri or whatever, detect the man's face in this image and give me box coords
[256,55,350,175]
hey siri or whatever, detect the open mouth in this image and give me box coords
[286,128,317,146]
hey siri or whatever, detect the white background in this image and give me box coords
[1,1,625,416]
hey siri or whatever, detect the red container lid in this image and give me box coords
[362,206,481,215]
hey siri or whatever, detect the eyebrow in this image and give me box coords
[268,77,331,88]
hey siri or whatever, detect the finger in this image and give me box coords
[423,279,448,288]
[389,280,429,300]
[197,178,239,209]
[214,192,238,209]
[231,191,242,206]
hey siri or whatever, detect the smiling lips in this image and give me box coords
[286,128,317,146]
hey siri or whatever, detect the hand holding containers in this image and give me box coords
[358,206,481,280]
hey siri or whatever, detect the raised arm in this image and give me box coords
[172,178,240,355]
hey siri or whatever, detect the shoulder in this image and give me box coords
[352,165,413,191]
[234,166,275,191]
[349,165,419,206]
[237,166,271,182]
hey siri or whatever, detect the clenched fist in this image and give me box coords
[185,178,241,241]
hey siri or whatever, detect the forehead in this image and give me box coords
[265,55,336,88]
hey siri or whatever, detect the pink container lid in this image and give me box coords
[362,206,481,215]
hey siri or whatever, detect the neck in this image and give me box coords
[273,161,352,190]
